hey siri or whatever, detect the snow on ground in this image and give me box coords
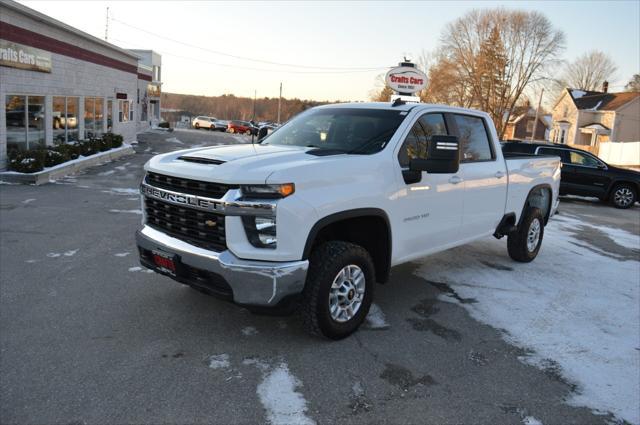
[22,199,36,204]
[522,417,543,425]
[415,213,640,424]
[242,326,258,336]
[165,137,183,144]
[109,209,142,215]
[102,188,139,196]
[114,252,130,257]
[208,354,230,370]
[365,303,390,330]
[256,363,315,425]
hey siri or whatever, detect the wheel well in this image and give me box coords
[607,181,639,199]
[304,212,391,283]
[522,185,552,225]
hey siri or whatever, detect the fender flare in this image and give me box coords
[518,184,553,226]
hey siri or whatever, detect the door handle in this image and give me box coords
[449,176,463,185]
[495,171,505,179]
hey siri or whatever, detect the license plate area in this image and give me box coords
[152,250,178,276]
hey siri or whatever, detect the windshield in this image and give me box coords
[261,108,407,154]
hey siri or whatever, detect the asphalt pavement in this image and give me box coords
[0,128,637,424]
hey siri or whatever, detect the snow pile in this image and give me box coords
[256,363,315,425]
[415,213,639,424]
[208,354,230,370]
[365,303,390,329]
[571,89,587,99]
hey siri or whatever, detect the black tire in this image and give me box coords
[610,183,637,209]
[195,123,200,129]
[301,241,375,340]
[507,207,544,263]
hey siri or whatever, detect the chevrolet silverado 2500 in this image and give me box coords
[137,102,561,339]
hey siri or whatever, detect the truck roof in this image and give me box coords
[316,102,492,118]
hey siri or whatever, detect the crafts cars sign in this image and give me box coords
[385,66,427,94]
[0,40,52,73]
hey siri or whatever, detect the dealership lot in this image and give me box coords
[1,129,638,424]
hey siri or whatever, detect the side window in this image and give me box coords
[538,147,570,163]
[453,114,494,162]
[570,151,600,167]
[397,113,447,168]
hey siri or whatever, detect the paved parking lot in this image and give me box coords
[1,129,638,425]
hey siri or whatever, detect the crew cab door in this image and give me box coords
[450,113,508,239]
[392,113,464,259]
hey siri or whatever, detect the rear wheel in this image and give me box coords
[611,184,636,209]
[507,207,544,263]
[245,129,252,135]
[301,241,374,339]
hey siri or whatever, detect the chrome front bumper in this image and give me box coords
[136,225,309,307]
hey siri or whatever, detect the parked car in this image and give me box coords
[192,116,224,131]
[227,120,257,135]
[502,141,639,209]
[137,101,561,339]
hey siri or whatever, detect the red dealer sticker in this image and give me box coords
[385,66,428,94]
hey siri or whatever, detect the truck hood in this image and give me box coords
[144,143,343,184]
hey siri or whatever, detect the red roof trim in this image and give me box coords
[137,73,152,81]
[0,21,138,75]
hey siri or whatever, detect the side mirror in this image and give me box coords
[257,126,270,141]
[409,135,460,174]
[597,163,606,170]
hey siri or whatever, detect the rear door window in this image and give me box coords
[452,114,494,162]
[537,147,570,163]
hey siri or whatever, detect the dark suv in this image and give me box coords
[502,141,639,209]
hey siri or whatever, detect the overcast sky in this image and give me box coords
[19,1,640,103]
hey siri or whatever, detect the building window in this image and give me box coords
[526,120,534,134]
[560,129,566,144]
[107,99,113,132]
[153,65,161,82]
[84,97,104,139]
[5,95,46,151]
[119,100,132,123]
[53,96,79,143]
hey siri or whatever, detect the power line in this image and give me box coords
[110,16,387,72]
[110,37,383,75]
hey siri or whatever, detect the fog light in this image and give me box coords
[242,216,277,248]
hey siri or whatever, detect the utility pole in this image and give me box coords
[531,88,544,141]
[104,7,109,41]
[277,82,282,124]
[252,89,256,122]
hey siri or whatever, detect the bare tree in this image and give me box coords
[560,51,617,91]
[625,74,640,92]
[424,8,565,138]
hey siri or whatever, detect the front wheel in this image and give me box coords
[507,207,544,262]
[194,123,200,129]
[611,184,637,209]
[228,127,235,133]
[301,241,374,339]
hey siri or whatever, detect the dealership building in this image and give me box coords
[0,0,162,169]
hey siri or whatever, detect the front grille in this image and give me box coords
[145,172,236,199]
[144,197,227,252]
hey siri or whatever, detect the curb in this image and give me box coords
[0,145,135,185]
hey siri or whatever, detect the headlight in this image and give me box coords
[242,216,277,248]
[241,183,294,199]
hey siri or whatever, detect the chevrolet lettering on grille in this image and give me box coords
[140,184,223,212]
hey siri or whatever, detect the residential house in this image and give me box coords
[503,107,550,141]
[550,85,640,151]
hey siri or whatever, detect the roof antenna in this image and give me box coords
[392,97,406,107]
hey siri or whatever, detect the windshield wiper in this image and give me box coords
[346,128,395,154]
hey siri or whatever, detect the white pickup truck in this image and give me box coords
[137,102,561,339]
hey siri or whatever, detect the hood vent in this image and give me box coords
[178,155,226,165]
